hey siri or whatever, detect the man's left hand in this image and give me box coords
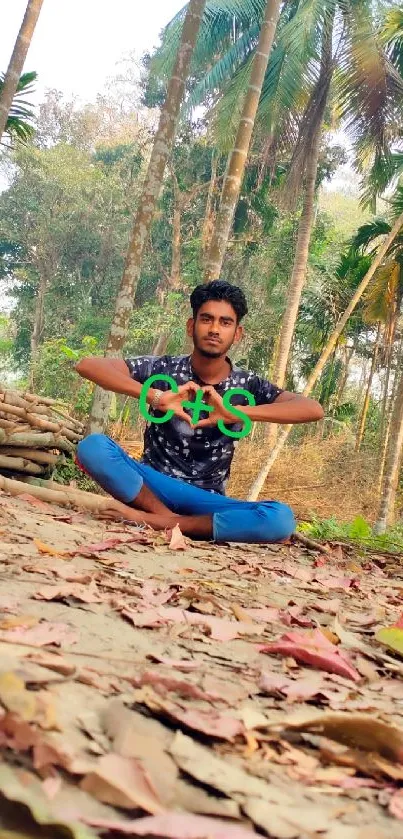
[192,386,235,430]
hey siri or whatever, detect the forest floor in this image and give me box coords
[0,487,403,839]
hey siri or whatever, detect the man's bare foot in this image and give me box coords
[104,499,213,540]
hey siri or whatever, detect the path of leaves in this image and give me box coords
[0,488,403,838]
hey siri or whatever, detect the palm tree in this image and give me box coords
[0,71,37,143]
[0,0,43,139]
[88,0,207,433]
[248,203,403,500]
[203,0,282,282]
[374,357,403,533]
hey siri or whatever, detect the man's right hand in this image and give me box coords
[157,381,200,426]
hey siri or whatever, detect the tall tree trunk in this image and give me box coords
[201,150,218,269]
[355,322,381,452]
[377,338,403,495]
[271,19,334,389]
[333,344,354,410]
[0,0,44,139]
[247,210,403,500]
[88,0,207,434]
[152,168,182,356]
[29,269,47,389]
[379,306,398,444]
[374,362,403,534]
[203,0,281,282]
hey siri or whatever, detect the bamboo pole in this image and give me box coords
[0,474,110,512]
[0,454,44,474]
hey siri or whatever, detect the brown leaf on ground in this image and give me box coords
[169,524,187,550]
[0,711,38,750]
[123,606,264,642]
[34,539,66,557]
[85,812,258,838]
[389,790,403,819]
[138,690,244,740]
[33,582,104,604]
[0,621,78,647]
[260,629,360,681]
[80,752,164,813]
[0,615,39,630]
[283,713,403,763]
[0,671,38,720]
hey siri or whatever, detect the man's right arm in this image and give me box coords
[75,357,157,405]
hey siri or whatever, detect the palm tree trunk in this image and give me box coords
[152,168,182,356]
[87,0,206,433]
[271,20,334,388]
[247,210,403,500]
[203,0,281,282]
[201,150,218,268]
[374,362,403,534]
[355,322,381,452]
[0,0,44,139]
[377,338,403,495]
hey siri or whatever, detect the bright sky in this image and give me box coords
[1,0,185,104]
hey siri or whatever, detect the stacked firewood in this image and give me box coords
[0,387,84,478]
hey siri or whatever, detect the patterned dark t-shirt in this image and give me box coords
[125,354,282,494]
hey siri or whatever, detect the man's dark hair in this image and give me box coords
[190,280,248,323]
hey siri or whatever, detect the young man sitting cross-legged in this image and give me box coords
[76,281,323,544]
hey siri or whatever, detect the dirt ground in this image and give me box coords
[0,487,403,839]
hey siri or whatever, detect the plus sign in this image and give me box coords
[182,390,215,424]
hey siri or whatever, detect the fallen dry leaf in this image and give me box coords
[80,752,164,813]
[389,790,403,819]
[169,524,187,551]
[33,581,104,604]
[0,671,37,721]
[146,655,200,672]
[260,629,360,681]
[85,813,259,838]
[34,539,65,557]
[1,621,78,648]
[375,626,403,657]
[123,606,264,642]
[283,712,403,763]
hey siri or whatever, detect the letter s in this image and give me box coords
[218,388,256,440]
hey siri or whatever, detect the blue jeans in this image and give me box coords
[77,434,295,544]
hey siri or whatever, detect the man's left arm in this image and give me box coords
[243,391,324,424]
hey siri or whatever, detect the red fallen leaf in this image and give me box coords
[315,574,353,590]
[33,581,104,604]
[123,606,264,642]
[0,621,78,647]
[85,813,258,838]
[281,606,313,628]
[133,670,212,701]
[283,563,314,583]
[389,790,403,819]
[311,599,341,615]
[259,672,291,694]
[73,533,150,556]
[146,656,200,672]
[0,712,38,750]
[260,629,360,682]
[393,614,403,630]
[164,704,243,740]
[168,524,187,551]
[80,752,163,812]
[17,493,55,512]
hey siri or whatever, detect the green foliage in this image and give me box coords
[298,515,403,553]
[33,337,100,416]
[53,456,100,493]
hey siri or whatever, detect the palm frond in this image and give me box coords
[382,7,403,76]
[187,22,259,111]
[336,3,403,205]
[0,70,37,141]
[150,0,268,80]
[363,260,400,324]
[350,218,392,255]
[391,184,403,218]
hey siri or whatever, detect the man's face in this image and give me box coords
[187,300,243,359]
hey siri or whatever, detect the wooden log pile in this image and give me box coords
[0,387,85,479]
